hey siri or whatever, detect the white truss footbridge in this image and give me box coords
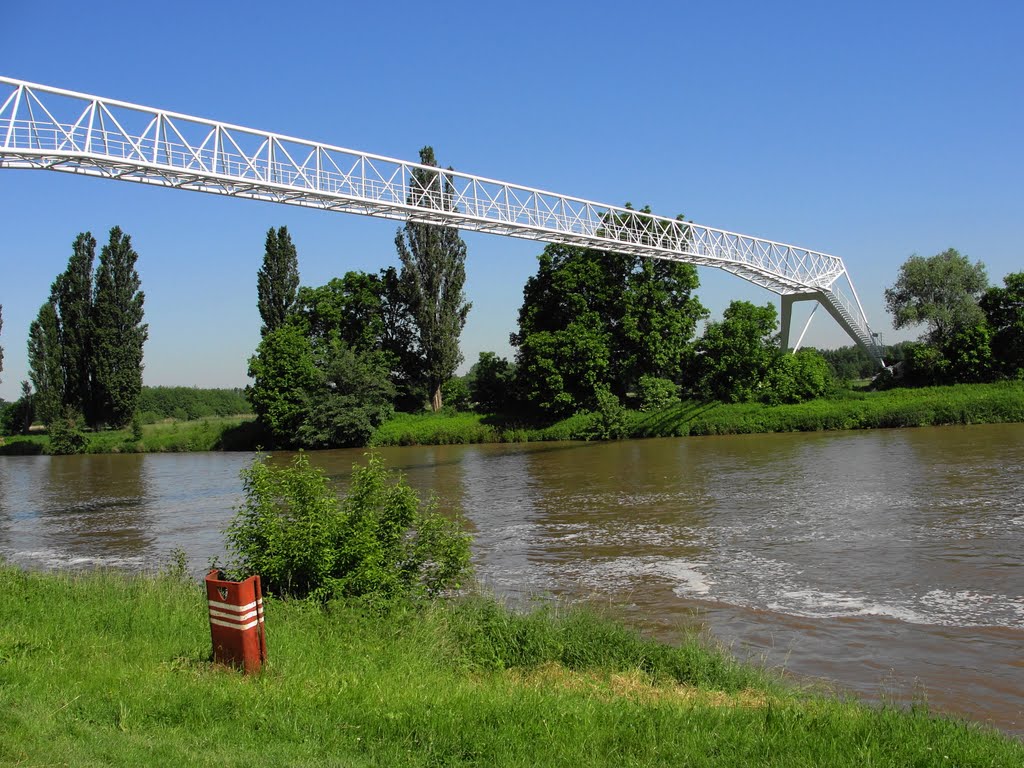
[0,76,884,366]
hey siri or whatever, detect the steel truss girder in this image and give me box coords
[0,76,884,366]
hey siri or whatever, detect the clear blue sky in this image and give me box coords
[1,0,1021,401]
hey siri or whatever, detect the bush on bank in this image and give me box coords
[225,452,472,603]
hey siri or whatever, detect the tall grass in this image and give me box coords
[0,564,1020,766]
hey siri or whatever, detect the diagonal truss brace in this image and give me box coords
[0,76,884,366]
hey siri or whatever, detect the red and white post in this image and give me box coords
[205,570,268,673]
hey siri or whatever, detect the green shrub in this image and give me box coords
[225,452,472,604]
[47,409,88,455]
[445,597,767,691]
[579,386,629,440]
[130,412,144,441]
[637,375,681,411]
[441,376,472,411]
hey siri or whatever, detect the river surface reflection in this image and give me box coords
[2,424,1022,735]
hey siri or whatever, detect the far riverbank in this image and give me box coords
[1,381,1021,455]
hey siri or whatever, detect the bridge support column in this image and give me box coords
[780,294,796,352]
[780,292,827,353]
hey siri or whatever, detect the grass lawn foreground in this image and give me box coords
[0,564,1020,767]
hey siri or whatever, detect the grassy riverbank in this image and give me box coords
[2,382,1021,454]
[371,380,1024,446]
[1,564,1019,767]
[0,415,259,455]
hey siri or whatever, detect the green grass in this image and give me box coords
[369,411,503,446]
[0,415,260,455]
[632,380,1024,438]
[0,564,1019,766]
[369,381,1024,446]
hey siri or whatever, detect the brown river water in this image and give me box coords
[1,424,1022,736]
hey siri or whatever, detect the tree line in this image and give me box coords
[2,228,148,447]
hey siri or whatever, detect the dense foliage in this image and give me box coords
[511,236,706,417]
[91,227,148,428]
[27,301,62,425]
[884,248,988,347]
[248,167,476,445]
[225,452,472,603]
[980,271,1024,378]
[818,343,910,381]
[247,281,397,448]
[882,249,1024,386]
[50,232,96,421]
[690,301,780,403]
[0,381,34,437]
[467,351,515,412]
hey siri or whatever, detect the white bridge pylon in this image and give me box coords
[0,76,884,366]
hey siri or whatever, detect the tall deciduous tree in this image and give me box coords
[257,226,300,337]
[51,232,96,419]
[0,304,4,388]
[511,238,706,417]
[394,146,471,412]
[691,301,780,403]
[884,248,988,347]
[91,227,148,428]
[27,302,65,426]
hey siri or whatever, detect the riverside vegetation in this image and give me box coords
[2,380,1022,454]
[1,453,1021,766]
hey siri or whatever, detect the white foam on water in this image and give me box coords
[575,556,715,597]
[768,588,930,625]
[920,589,1024,628]
[4,548,148,570]
[662,560,715,596]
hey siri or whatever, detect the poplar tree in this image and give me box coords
[27,302,65,426]
[394,146,471,411]
[50,232,96,419]
[91,226,148,428]
[257,226,300,337]
[0,304,4,387]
